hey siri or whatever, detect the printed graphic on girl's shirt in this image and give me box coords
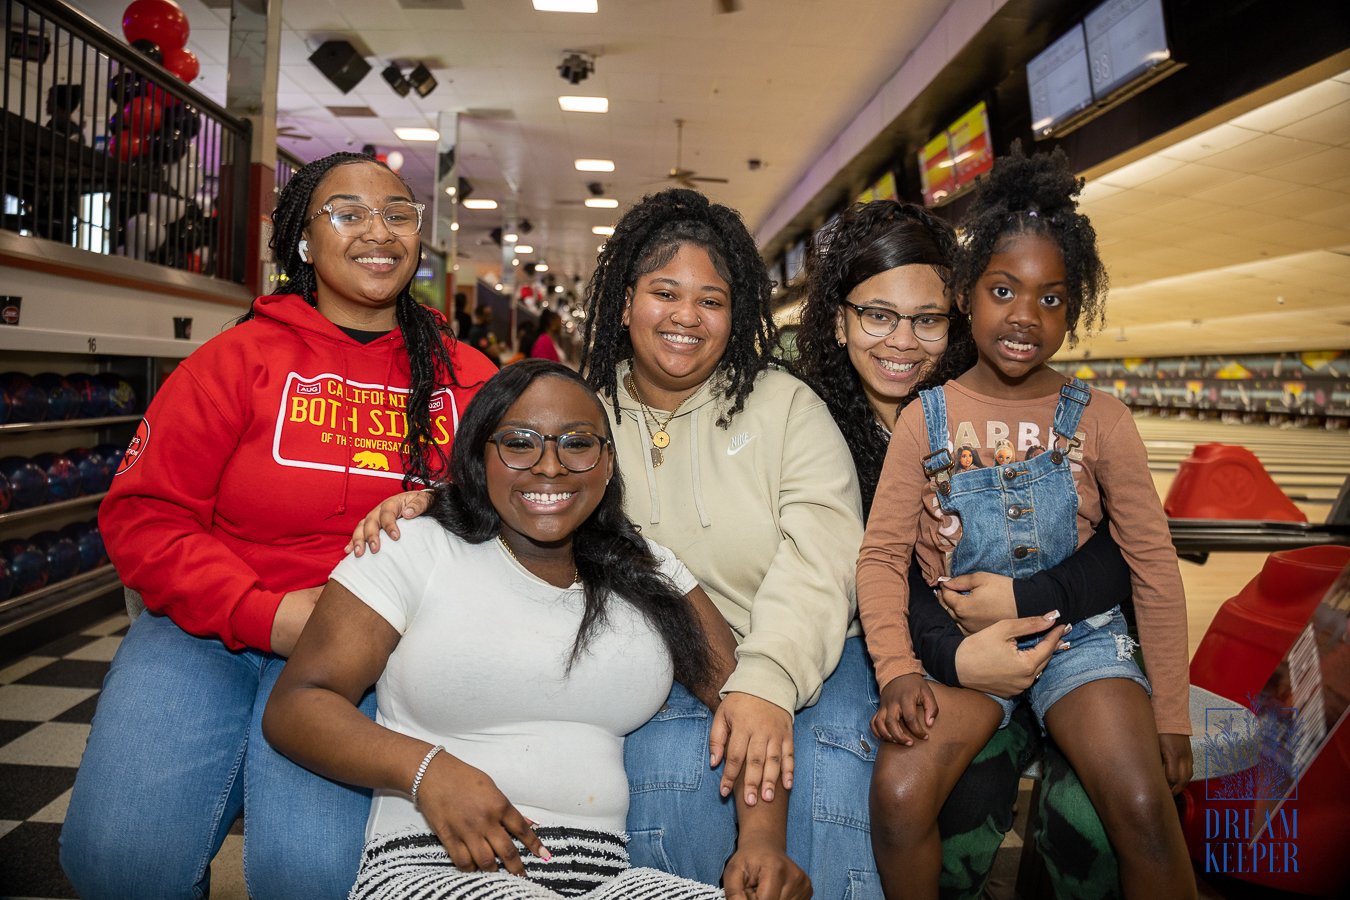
[271,372,459,479]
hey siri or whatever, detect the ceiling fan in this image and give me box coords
[663,118,728,188]
[276,124,312,141]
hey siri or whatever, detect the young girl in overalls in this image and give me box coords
[855,146,1197,900]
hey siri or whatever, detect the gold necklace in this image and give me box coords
[498,535,579,587]
[625,373,687,468]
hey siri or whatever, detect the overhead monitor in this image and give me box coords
[1027,24,1093,138]
[1084,0,1171,100]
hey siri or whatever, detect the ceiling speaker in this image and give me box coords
[309,40,371,94]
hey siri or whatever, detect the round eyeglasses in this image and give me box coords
[488,428,611,473]
[308,201,426,237]
[845,304,955,342]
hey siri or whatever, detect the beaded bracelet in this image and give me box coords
[410,744,445,809]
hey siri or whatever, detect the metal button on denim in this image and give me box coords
[1013,545,1031,559]
[1008,506,1022,519]
[1003,468,1018,481]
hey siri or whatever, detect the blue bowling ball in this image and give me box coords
[0,470,10,513]
[0,539,48,595]
[0,372,47,422]
[30,531,80,583]
[62,520,107,571]
[31,453,82,502]
[66,448,112,494]
[0,457,47,509]
[95,373,138,416]
[65,373,111,419]
[95,443,127,475]
[32,373,79,421]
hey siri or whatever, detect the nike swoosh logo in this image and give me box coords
[728,435,754,455]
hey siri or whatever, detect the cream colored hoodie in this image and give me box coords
[612,362,864,715]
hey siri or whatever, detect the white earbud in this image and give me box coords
[297,239,310,263]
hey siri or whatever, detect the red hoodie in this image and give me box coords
[99,294,496,652]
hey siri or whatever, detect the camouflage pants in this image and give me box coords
[937,705,1122,899]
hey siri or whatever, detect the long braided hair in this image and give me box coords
[580,188,777,428]
[951,144,1107,346]
[264,151,461,489]
[429,360,714,688]
[795,200,973,516]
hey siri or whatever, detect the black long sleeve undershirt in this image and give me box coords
[908,524,1133,687]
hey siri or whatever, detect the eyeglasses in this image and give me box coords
[308,201,426,237]
[487,428,611,473]
[845,304,955,342]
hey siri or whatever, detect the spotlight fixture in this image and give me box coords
[517,218,533,235]
[586,181,605,196]
[409,63,437,97]
[457,177,474,201]
[382,64,411,97]
[558,51,594,85]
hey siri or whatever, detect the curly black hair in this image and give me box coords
[951,144,1108,346]
[795,200,974,515]
[262,151,464,490]
[429,360,713,689]
[579,188,778,428]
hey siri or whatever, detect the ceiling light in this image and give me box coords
[449,222,459,231]
[533,0,598,11]
[409,63,437,98]
[535,263,549,272]
[382,64,411,97]
[575,159,614,172]
[503,232,519,243]
[559,96,608,113]
[463,199,498,210]
[585,198,618,208]
[444,185,456,196]
[554,285,565,293]
[515,245,534,254]
[592,225,614,236]
[394,127,439,141]
[512,258,520,266]
[495,283,503,290]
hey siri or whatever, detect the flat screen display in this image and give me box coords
[1027,24,1093,137]
[1085,0,1170,99]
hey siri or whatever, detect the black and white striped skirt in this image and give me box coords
[349,827,723,899]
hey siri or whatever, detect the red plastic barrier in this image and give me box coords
[1183,546,1349,896]
[1164,443,1306,522]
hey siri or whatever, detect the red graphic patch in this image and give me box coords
[116,418,150,475]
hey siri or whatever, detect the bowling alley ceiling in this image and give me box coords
[62,1,1350,359]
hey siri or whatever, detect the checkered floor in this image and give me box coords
[0,613,247,900]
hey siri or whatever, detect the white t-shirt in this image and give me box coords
[329,517,698,838]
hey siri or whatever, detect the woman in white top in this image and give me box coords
[264,361,749,899]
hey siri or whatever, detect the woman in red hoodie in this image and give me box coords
[61,153,496,900]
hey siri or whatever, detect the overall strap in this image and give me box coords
[1051,377,1092,462]
[918,386,954,494]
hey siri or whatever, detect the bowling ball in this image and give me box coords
[0,539,48,595]
[63,521,107,571]
[32,373,79,421]
[0,372,46,422]
[0,556,11,601]
[0,457,47,509]
[95,373,138,416]
[66,448,112,494]
[95,443,127,474]
[30,531,80,583]
[0,388,9,424]
[65,373,111,419]
[31,453,82,502]
[0,470,10,513]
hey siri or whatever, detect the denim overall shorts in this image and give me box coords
[917,379,1149,728]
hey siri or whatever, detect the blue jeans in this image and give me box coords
[625,636,884,899]
[60,611,374,899]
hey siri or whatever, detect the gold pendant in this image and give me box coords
[652,430,671,449]
[650,446,664,467]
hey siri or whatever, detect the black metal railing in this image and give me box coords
[2,0,249,283]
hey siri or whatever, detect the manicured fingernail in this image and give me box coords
[937,575,951,583]
[720,784,730,797]
[540,849,552,861]
[1058,641,1071,650]
[1045,609,1061,621]
[763,787,774,801]
[1063,623,1073,634]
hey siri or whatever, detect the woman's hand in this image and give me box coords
[710,692,794,805]
[1158,733,1193,794]
[871,673,938,745]
[938,572,1017,634]
[723,836,812,900]
[419,752,550,874]
[952,612,1067,697]
[269,586,324,657]
[345,490,432,556]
